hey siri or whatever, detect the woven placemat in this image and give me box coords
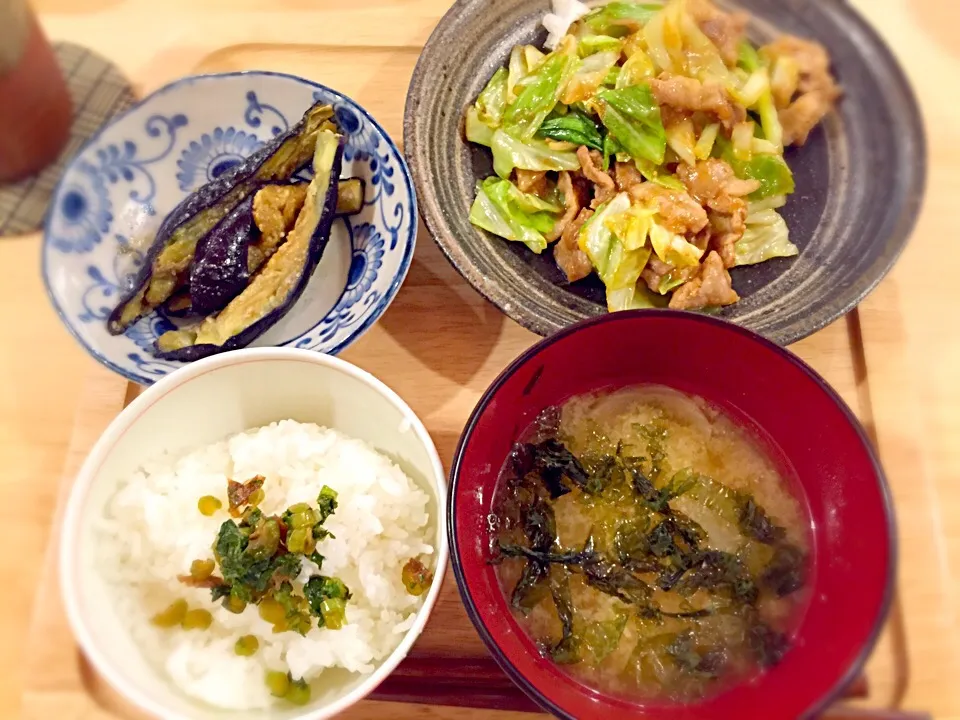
[0,42,136,237]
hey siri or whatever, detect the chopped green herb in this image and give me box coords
[316,485,338,522]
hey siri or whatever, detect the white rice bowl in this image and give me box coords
[95,419,435,711]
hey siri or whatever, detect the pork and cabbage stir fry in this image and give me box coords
[465,0,841,311]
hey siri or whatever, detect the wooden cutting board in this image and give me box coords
[20,0,960,717]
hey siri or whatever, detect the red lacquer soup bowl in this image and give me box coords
[449,311,895,720]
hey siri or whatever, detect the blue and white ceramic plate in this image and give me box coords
[43,71,417,385]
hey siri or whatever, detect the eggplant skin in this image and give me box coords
[155,131,346,361]
[107,102,335,335]
[189,195,256,316]
[159,175,361,322]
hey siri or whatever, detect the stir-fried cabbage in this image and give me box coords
[734,206,799,266]
[476,67,509,127]
[579,35,625,57]
[579,193,653,290]
[469,177,561,254]
[503,49,577,140]
[583,2,661,38]
[597,85,666,164]
[616,48,656,89]
[607,282,668,311]
[649,223,704,268]
[491,130,581,179]
[604,204,657,250]
[463,0,837,313]
[562,50,621,104]
[507,45,547,103]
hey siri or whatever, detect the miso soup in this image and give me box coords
[490,385,810,702]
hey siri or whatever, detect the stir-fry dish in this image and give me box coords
[107,101,366,360]
[491,386,809,701]
[466,0,841,311]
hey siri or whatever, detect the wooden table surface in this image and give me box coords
[3,0,959,717]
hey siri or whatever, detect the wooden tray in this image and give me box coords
[21,240,920,720]
[19,1,945,717]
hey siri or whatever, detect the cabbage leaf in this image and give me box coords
[597,84,666,165]
[561,50,621,104]
[469,177,561,254]
[502,51,576,140]
[507,45,546,103]
[734,208,798,266]
[616,48,656,89]
[582,2,661,37]
[578,35,624,57]
[579,193,653,291]
[649,223,704,268]
[607,282,668,311]
[716,138,795,199]
[465,108,495,146]
[604,204,657,250]
[491,129,581,179]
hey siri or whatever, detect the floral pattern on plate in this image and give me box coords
[43,72,416,384]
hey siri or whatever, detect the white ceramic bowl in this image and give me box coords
[60,348,447,720]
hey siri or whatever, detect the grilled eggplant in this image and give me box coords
[188,195,257,316]
[336,177,365,216]
[158,177,363,321]
[107,101,337,335]
[155,130,345,361]
[249,183,309,272]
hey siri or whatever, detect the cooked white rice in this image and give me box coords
[95,420,435,710]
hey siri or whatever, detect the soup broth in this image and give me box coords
[491,385,811,702]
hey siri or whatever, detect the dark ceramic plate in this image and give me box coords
[404,0,926,345]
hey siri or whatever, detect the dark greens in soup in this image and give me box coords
[490,385,810,702]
